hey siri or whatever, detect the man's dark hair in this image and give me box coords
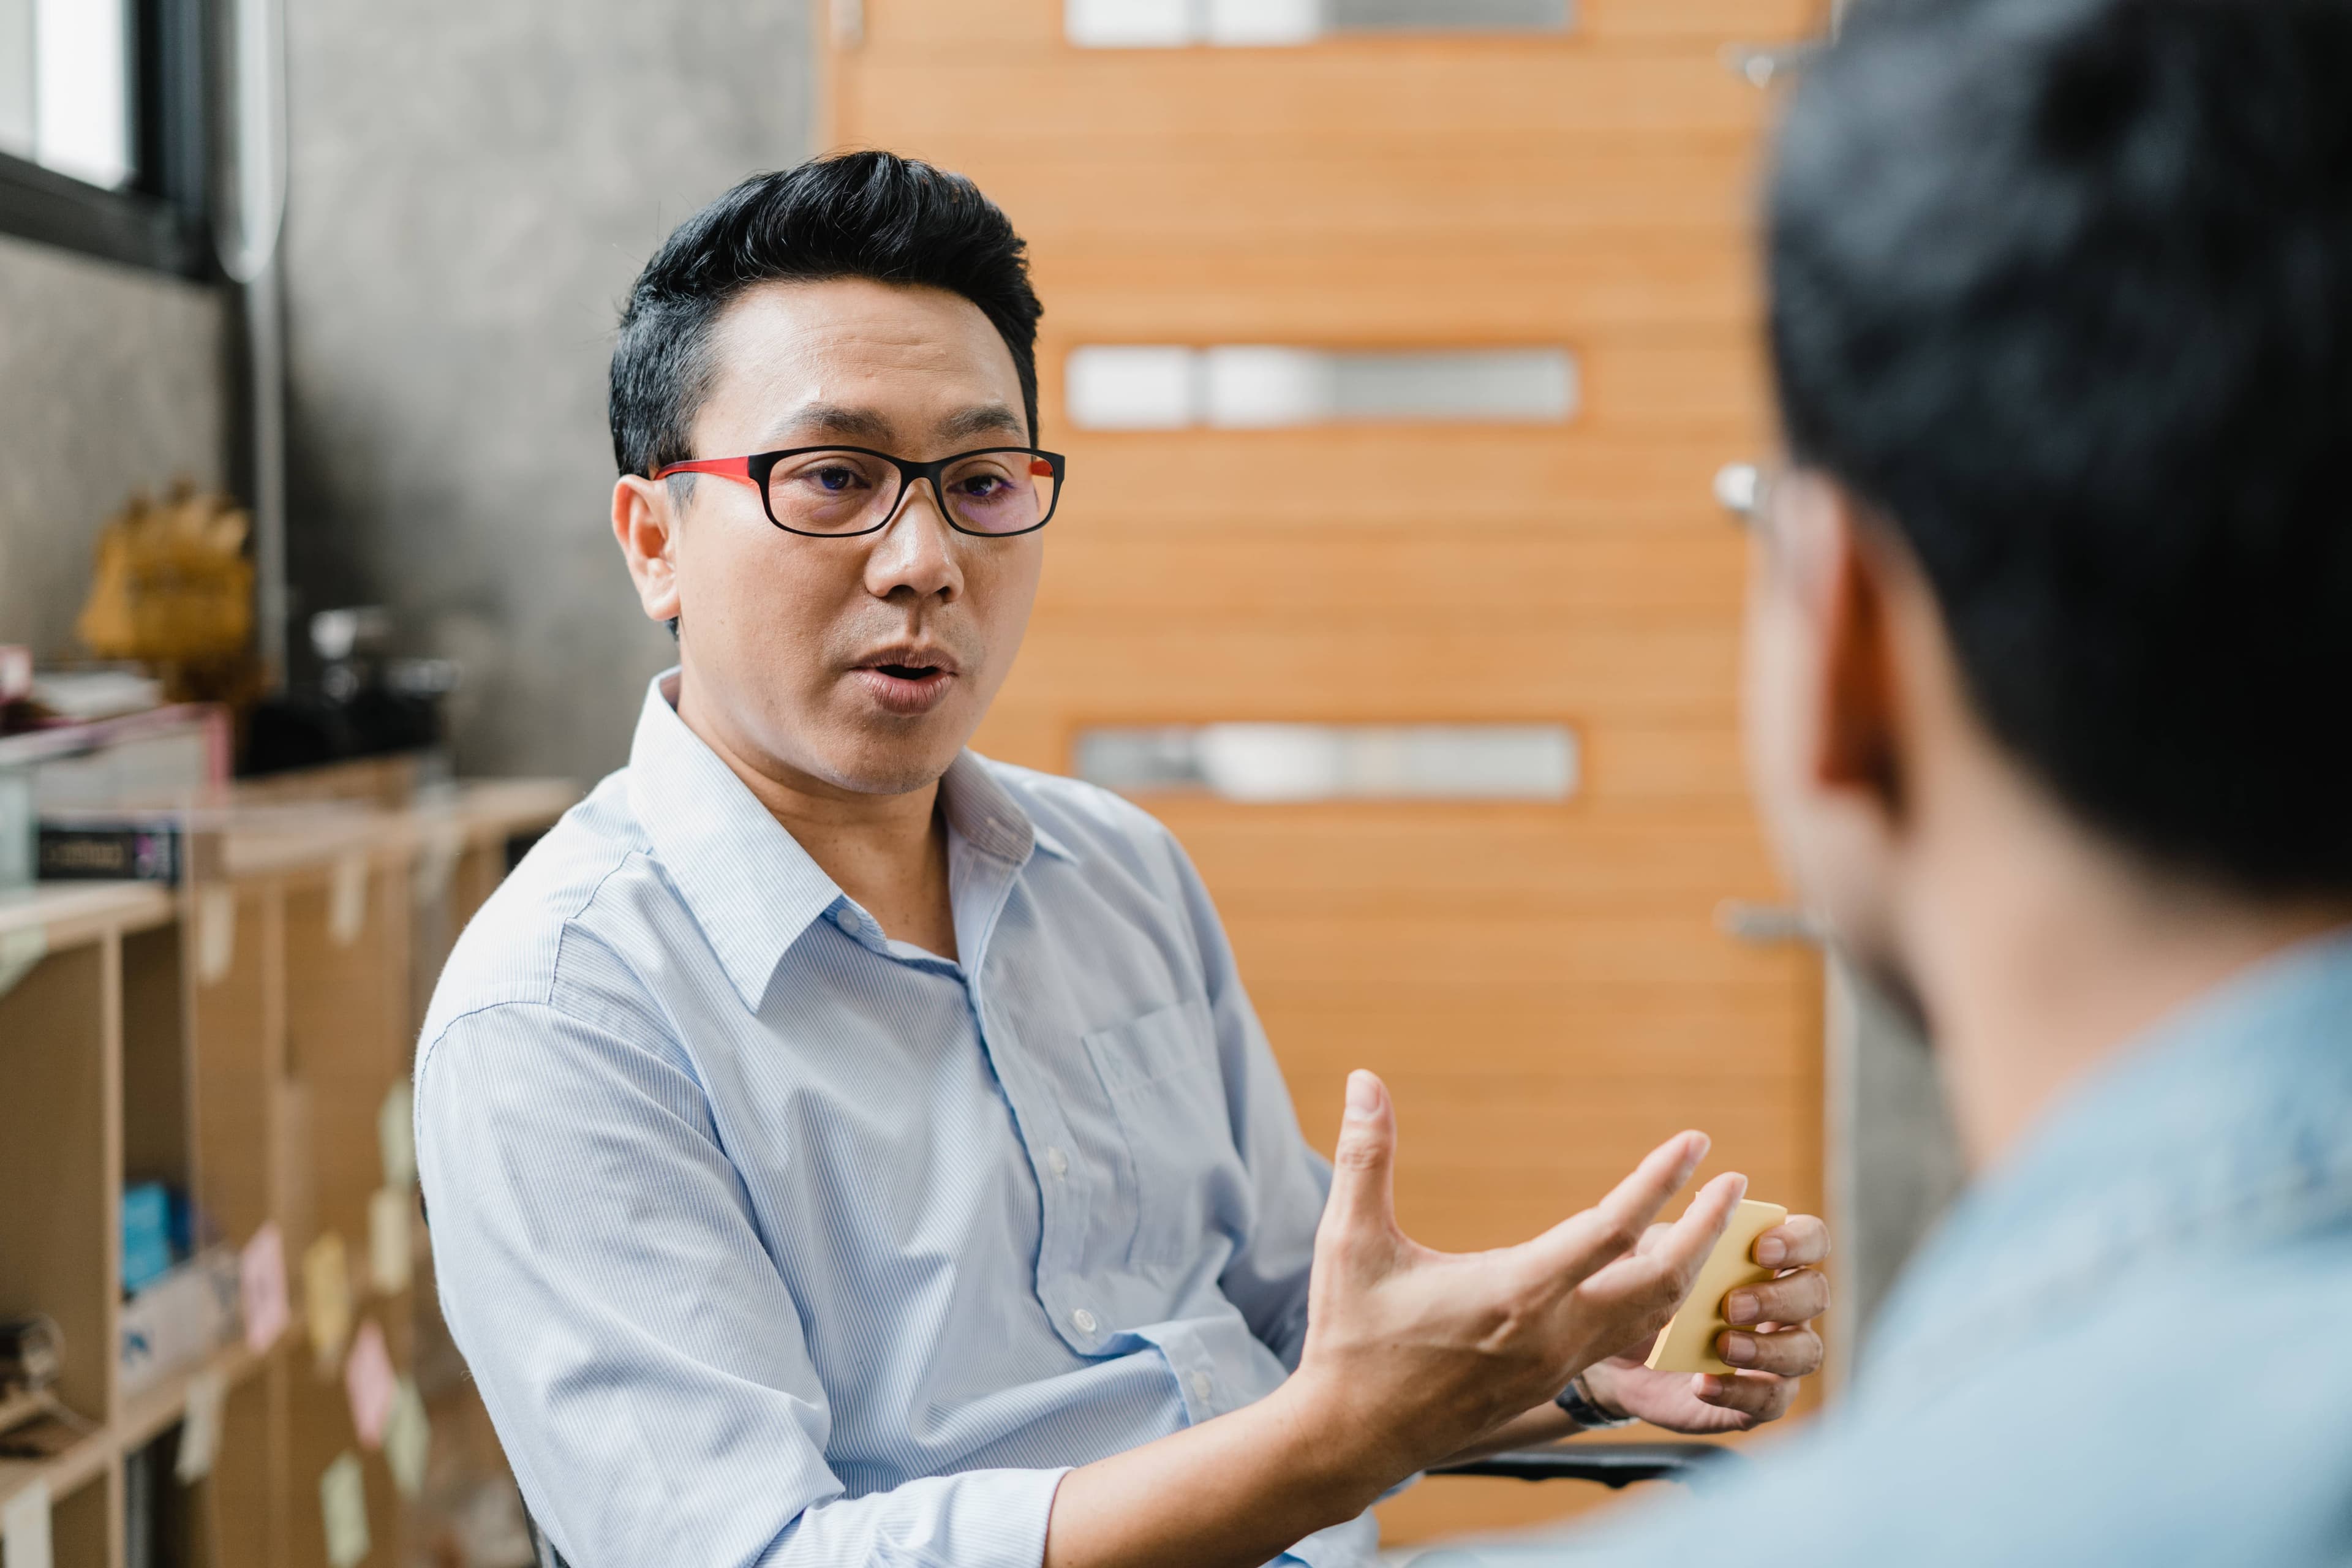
[610,151,1044,481]
[1770,0,2352,894]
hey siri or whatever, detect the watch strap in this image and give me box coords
[1554,1374,1636,1431]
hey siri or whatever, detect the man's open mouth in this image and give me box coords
[850,649,962,715]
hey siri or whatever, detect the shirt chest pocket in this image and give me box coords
[1081,998,1235,1269]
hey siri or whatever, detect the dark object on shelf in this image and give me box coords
[244,607,459,777]
[506,827,550,873]
[0,1314,62,1396]
[38,818,186,882]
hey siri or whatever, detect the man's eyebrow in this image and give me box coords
[758,404,895,447]
[937,405,1028,444]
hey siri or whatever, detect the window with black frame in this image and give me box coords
[0,0,208,276]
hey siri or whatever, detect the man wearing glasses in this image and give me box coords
[413,153,1832,1568]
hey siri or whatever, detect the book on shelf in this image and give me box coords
[36,816,192,883]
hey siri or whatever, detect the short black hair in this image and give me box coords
[1769,0,2352,895]
[609,151,1044,480]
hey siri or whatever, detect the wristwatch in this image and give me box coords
[1555,1374,1635,1431]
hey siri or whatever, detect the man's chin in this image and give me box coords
[806,717,976,799]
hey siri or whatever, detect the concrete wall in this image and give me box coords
[0,235,227,661]
[279,0,813,783]
[1830,959,1967,1360]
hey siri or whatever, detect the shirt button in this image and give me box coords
[1189,1370,1213,1402]
[834,908,859,933]
[1071,1308,1098,1334]
[1044,1146,1069,1179]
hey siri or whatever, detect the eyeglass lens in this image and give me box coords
[767,449,1057,536]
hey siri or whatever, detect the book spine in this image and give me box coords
[37,824,182,883]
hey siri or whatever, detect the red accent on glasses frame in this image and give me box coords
[649,445,1067,538]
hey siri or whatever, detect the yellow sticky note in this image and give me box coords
[320,1452,370,1568]
[379,1084,415,1191]
[176,1368,226,1482]
[329,854,368,947]
[196,885,236,985]
[369,1187,412,1295]
[1646,1199,1790,1376]
[2,1477,53,1568]
[304,1232,354,1370]
[385,1376,430,1499]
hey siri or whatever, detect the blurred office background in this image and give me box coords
[0,0,1959,1561]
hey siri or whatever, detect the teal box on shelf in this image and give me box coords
[122,1181,173,1294]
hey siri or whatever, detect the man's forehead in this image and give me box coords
[698,277,1026,448]
[752,400,1027,451]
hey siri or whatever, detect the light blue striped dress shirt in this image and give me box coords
[415,672,1371,1568]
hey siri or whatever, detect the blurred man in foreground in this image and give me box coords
[1481,0,2352,1562]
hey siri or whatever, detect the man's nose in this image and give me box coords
[863,480,964,605]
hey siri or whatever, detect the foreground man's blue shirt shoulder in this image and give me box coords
[1477,932,2352,1568]
[415,672,1365,1568]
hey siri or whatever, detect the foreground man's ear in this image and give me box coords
[612,473,684,625]
[1809,483,1909,823]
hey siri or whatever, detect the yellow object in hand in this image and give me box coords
[1645,1199,1789,1376]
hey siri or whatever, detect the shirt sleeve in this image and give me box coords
[415,999,1069,1568]
[1159,834,1333,1371]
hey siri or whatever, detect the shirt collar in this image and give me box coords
[624,670,1067,1008]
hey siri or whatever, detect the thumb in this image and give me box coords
[1319,1070,1400,1250]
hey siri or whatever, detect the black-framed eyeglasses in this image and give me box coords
[654,445,1067,538]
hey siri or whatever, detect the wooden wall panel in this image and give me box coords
[831,0,1828,1544]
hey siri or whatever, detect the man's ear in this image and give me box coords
[1813,486,1907,818]
[612,474,684,625]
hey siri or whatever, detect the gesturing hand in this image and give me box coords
[1292,1070,1747,1487]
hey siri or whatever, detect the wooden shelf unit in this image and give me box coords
[0,778,573,1568]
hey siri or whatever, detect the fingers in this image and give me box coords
[1692,1371,1798,1425]
[1752,1214,1830,1269]
[1317,1071,1400,1253]
[1572,1169,1748,1313]
[1524,1131,1711,1279]
[1724,1268,1831,1328]
[1610,1169,1748,1292]
[1717,1324,1823,1377]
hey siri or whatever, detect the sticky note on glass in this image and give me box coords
[330,854,369,947]
[1646,1199,1789,1376]
[345,1321,396,1449]
[304,1232,354,1370]
[176,1368,227,1482]
[379,1084,416,1191]
[2,1477,52,1568]
[320,1452,371,1568]
[241,1223,290,1353]
[369,1188,412,1295]
[197,885,236,986]
[0,925,47,1003]
[385,1376,430,1499]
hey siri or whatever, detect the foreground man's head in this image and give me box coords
[606,154,1052,801]
[1744,0,2352,1149]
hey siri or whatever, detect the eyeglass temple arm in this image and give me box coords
[650,456,757,486]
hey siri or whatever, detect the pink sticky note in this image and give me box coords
[344,1321,396,1449]
[241,1223,290,1353]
